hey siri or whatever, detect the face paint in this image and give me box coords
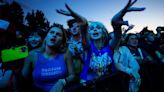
[88,22,103,40]
[70,22,80,35]
[46,27,63,47]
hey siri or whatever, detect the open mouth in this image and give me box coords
[50,38,56,42]
[93,33,99,36]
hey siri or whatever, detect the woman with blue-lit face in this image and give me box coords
[88,22,108,43]
[88,23,103,40]
[45,27,63,48]
[80,21,113,81]
[22,24,74,92]
[28,32,42,48]
[78,0,145,91]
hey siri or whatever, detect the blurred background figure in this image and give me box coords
[26,28,46,51]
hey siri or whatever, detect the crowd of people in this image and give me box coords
[0,0,164,92]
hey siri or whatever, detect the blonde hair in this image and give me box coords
[39,23,67,53]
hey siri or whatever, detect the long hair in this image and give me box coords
[39,23,67,53]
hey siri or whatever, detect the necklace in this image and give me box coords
[89,42,113,76]
[90,52,112,68]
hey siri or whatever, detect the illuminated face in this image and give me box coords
[127,35,138,47]
[70,22,81,35]
[28,32,42,48]
[88,22,103,40]
[46,27,63,47]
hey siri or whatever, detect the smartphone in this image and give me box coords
[1,46,28,63]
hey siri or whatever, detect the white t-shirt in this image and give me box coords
[113,46,140,75]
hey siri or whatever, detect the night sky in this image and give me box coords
[7,0,164,33]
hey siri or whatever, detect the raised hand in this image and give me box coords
[64,4,77,17]
[56,4,87,25]
[56,4,76,16]
[111,0,145,28]
[56,9,71,16]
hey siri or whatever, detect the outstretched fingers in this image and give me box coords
[127,0,146,12]
[112,0,132,26]
[112,0,145,27]
[127,7,145,12]
[65,4,72,12]
[65,3,76,16]
[56,9,70,16]
[121,0,132,17]
[129,0,137,7]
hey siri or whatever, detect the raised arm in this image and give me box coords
[56,4,89,48]
[56,4,87,25]
[112,0,145,27]
[110,0,145,50]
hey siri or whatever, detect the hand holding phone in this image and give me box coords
[1,46,28,63]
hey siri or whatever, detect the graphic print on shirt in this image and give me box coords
[41,67,62,77]
[90,52,112,76]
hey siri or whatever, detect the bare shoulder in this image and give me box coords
[26,48,41,64]
[28,49,38,58]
